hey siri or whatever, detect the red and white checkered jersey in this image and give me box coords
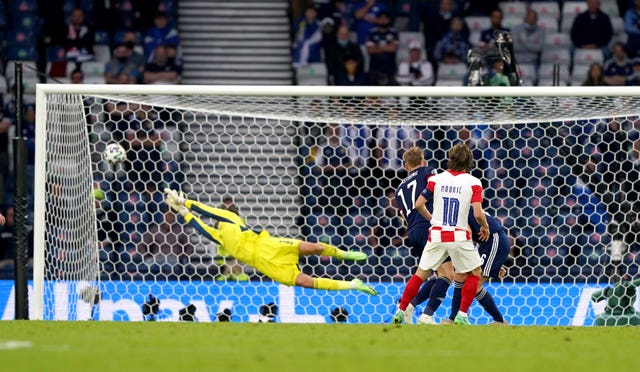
[420,170,483,242]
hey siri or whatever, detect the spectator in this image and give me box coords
[396,41,434,86]
[0,208,12,262]
[604,42,634,85]
[143,45,182,84]
[582,62,608,85]
[104,43,142,84]
[420,0,466,65]
[368,189,405,256]
[571,0,613,56]
[353,0,389,45]
[487,57,510,86]
[434,17,472,64]
[511,9,545,66]
[334,53,369,85]
[292,5,323,67]
[625,58,640,85]
[138,206,193,276]
[144,11,181,64]
[122,30,146,69]
[70,68,84,84]
[365,11,399,85]
[624,0,640,57]
[325,24,365,84]
[0,110,11,206]
[479,8,510,49]
[124,113,164,193]
[65,7,95,62]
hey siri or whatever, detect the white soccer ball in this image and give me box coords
[102,143,126,164]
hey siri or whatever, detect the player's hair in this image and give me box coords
[448,142,473,171]
[402,146,424,168]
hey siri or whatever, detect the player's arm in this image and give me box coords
[472,201,489,242]
[415,195,432,221]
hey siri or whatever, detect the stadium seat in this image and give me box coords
[0,76,7,94]
[562,1,588,17]
[544,32,572,48]
[13,12,40,31]
[499,1,527,18]
[537,16,558,32]
[46,45,66,62]
[94,29,110,45]
[5,60,38,85]
[610,16,624,35]
[296,63,327,85]
[573,48,604,66]
[541,48,570,65]
[561,14,576,33]
[502,16,522,30]
[465,16,490,32]
[469,30,481,46]
[398,31,424,49]
[436,63,467,82]
[8,0,38,13]
[517,63,537,86]
[600,0,620,17]
[538,63,570,85]
[81,61,106,77]
[6,28,37,47]
[530,1,560,20]
[93,45,111,63]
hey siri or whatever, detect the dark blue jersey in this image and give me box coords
[395,165,437,233]
[467,206,504,242]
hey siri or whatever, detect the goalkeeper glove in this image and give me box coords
[164,188,189,216]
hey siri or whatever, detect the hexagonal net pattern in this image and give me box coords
[35,87,640,324]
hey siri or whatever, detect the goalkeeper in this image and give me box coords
[164,188,377,295]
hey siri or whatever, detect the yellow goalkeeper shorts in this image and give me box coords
[254,233,301,286]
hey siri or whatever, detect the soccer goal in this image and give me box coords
[33,84,640,325]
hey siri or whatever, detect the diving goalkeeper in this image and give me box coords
[164,188,377,295]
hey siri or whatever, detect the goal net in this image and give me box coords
[34,85,640,325]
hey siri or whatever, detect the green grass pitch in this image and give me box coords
[0,321,637,371]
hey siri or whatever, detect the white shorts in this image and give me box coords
[418,240,482,274]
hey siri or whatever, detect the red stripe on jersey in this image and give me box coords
[428,226,472,242]
[427,179,435,192]
[447,170,467,176]
[471,185,483,203]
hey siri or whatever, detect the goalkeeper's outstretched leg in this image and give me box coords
[164,188,377,296]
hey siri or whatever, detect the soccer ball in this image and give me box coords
[102,143,126,164]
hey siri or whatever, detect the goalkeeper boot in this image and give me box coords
[404,303,415,324]
[351,279,377,296]
[392,309,405,324]
[417,314,437,325]
[454,312,471,325]
[342,251,367,261]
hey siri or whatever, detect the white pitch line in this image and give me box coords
[0,340,33,350]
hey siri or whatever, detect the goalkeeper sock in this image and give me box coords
[319,242,346,259]
[423,277,451,316]
[476,288,504,323]
[313,277,351,291]
[411,277,436,306]
[449,281,464,321]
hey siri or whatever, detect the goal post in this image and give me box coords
[32,84,640,324]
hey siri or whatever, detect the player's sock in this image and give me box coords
[313,277,351,291]
[449,281,464,321]
[476,288,504,323]
[460,274,480,313]
[423,277,451,316]
[411,277,436,307]
[399,274,424,311]
[319,242,344,258]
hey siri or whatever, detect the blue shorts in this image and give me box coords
[408,229,429,258]
[477,230,510,280]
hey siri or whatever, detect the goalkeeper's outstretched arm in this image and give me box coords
[182,212,223,246]
[184,199,245,227]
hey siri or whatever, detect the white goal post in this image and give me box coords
[33,84,640,325]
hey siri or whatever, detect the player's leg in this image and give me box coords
[392,242,446,324]
[298,241,367,261]
[416,260,454,325]
[446,241,483,325]
[295,273,377,296]
[443,271,467,324]
[475,232,510,324]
